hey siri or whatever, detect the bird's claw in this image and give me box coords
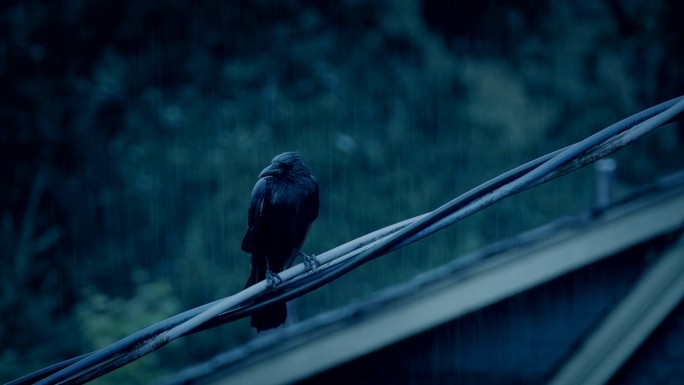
[302,253,320,272]
[266,271,282,288]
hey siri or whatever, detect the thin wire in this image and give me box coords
[259,97,684,305]
[81,96,684,384]
[73,97,684,384]
[12,96,684,385]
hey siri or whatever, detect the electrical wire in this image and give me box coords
[9,95,683,385]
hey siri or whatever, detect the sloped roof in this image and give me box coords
[157,171,684,385]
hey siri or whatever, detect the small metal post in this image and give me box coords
[594,158,617,209]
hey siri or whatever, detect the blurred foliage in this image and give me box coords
[1,0,683,383]
[75,272,182,384]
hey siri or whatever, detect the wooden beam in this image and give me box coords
[549,238,684,385]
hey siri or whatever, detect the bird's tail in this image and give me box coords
[250,302,287,332]
[244,272,287,332]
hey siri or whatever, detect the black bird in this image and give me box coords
[242,151,319,332]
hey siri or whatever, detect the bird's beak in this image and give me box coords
[259,162,282,178]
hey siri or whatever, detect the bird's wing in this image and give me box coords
[310,177,320,220]
[289,178,320,257]
[241,177,270,253]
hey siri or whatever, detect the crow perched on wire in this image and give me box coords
[242,151,320,332]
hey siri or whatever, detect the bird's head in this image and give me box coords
[259,151,311,179]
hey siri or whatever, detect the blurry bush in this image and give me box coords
[75,272,182,384]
